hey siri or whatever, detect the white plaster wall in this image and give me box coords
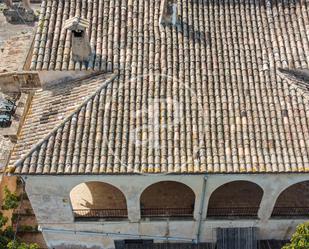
[38,71,93,86]
[22,173,309,249]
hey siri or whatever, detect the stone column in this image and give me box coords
[258,186,281,221]
[126,191,141,222]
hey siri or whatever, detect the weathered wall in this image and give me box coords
[22,173,309,249]
[38,71,93,86]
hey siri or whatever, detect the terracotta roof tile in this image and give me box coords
[10,0,309,174]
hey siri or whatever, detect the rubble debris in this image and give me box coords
[3,4,38,24]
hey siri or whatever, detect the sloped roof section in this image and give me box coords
[10,0,309,174]
[10,73,116,168]
[30,0,309,71]
[11,70,309,174]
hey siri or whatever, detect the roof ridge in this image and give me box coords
[12,73,119,169]
[43,71,104,89]
[278,68,309,88]
[278,67,309,102]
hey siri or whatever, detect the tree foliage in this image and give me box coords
[0,186,38,249]
[7,241,39,249]
[282,222,309,249]
[0,212,8,228]
[2,187,20,210]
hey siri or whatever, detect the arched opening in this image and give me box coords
[70,181,127,221]
[140,181,195,219]
[271,181,309,218]
[207,181,263,219]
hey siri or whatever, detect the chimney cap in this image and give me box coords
[63,16,90,31]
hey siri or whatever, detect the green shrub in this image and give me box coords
[0,187,37,248]
[2,226,14,239]
[11,213,18,224]
[7,241,39,249]
[0,212,8,229]
[282,222,309,249]
[18,225,38,233]
[2,187,20,210]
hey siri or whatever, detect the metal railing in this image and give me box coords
[0,97,16,128]
[207,207,259,218]
[271,207,309,217]
[73,209,128,219]
[141,208,194,218]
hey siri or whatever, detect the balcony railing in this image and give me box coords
[141,208,194,218]
[207,207,259,218]
[73,209,128,220]
[271,207,309,218]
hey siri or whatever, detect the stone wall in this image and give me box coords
[21,173,309,249]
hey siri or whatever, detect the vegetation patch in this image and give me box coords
[0,185,38,249]
[283,222,309,249]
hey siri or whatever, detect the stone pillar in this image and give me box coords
[126,191,141,222]
[258,186,280,221]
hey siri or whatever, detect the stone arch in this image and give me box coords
[271,180,309,218]
[140,181,195,218]
[207,180,264,219]
[70,181,128,220]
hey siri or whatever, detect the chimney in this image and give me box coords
[160,0,178,26]
[4,0,13,8]
[63,17,91,62]
[22,0,31,10]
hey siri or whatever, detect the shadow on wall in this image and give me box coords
[70,181,127,210]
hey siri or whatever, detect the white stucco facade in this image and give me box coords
[21,173,309,249]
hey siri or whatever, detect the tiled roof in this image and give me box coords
[10,0,309,174]
[10,73,116,169]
